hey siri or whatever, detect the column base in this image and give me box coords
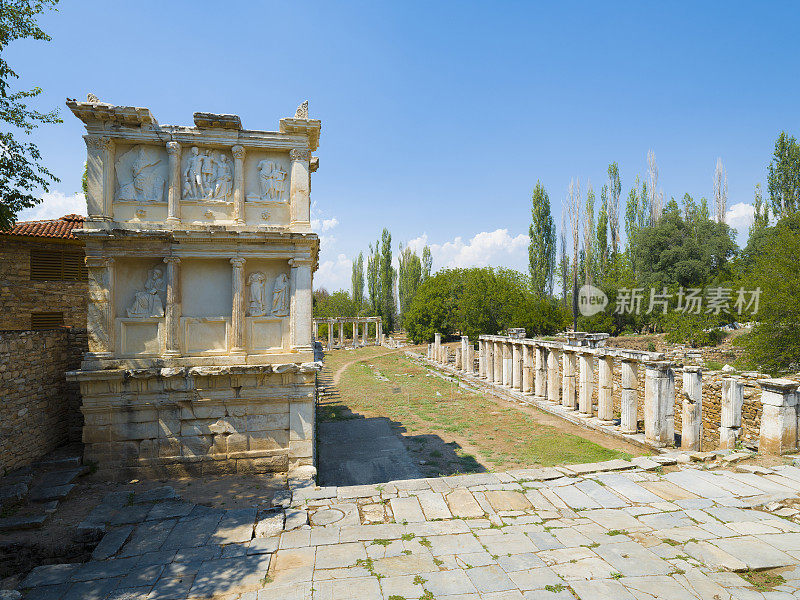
[163,350,182,358]
[166,217,181,225]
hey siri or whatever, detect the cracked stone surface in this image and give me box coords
[13,461,800,599]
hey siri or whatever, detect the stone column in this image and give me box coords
[290,148,311,229]
[230,257,246,355]
[502,342,512,388]
[231,145,246,224]
[339,320,344,348]
[377,320,382,345]
[455,347,463,370]
[620,359,638,433]
[166,141,181,224]
[535,346,548,400]
[352,321,359,348]
[289,258,313,352]
[163,256,181,357]
[83,136,104,220]
[681,366,703,451]
[327,319,333,350]
[434,332,441,360]
[644,361,675,447]
[720,378,743,449]
[493,341,503,385]
[758,378,798,455]
[468,342,476,375]
[562,350,577,410]
[512,342,522,390]
[461,336,469,373]
[547,348,560,405]
[598,354,614,422]
[578,352,594,415]
[485,340,494,382]
[313,320,318,340]
[362,320,368,345]
[478,341,486,377]
[100,137,115,220]
[85,256,115,356]
[522,344,533,394]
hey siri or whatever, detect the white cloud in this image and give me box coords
[726,202,754,246]
[311,217,339,232]
[315,252,351,292]
[17,191,86,222]
[407,229,529,272]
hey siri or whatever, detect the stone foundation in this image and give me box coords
[71,363,317,480]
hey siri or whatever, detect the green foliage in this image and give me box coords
[597,185,609,269]
[0,0,62,229]
[313,289,362,319]
[662,312,724,347]
[367,241,380,313]
[351,252,364,306]
[528,180,556,296]
[738,212,800,373]
[767,131,800,218]
[403,267,569,343]
[421,245,432,282]
[607,162,621,254]
[398,244,422,319]
[631,207,736,288]
[379,228,395,331]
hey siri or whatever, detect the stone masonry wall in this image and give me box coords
[0,240,87,330]
[0,328,87,474]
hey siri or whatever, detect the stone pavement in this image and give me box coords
[16,456,800,599]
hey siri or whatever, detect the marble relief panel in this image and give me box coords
[180,146,234,203]
[114,144,168,204]
[244,151,290,203]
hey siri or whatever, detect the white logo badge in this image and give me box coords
[578,284,608,317]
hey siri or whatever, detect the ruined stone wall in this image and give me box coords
[0,240,87,330]
[0,328,87,473]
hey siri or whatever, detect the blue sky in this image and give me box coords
[12,1,800,290]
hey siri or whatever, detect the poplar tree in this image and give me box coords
[583,184,595,284]
[421,246,432,282]
[378,228,395,331]
[528,181,556,296]
[767,131,800,217]
[398,244,422,318]
[366,241,380,314]
[597,185,609,272]
[607,162,621,255]
[351,252,364,307]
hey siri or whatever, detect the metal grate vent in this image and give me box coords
[30,250,87,281]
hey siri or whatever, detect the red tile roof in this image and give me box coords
[1,214,85,240]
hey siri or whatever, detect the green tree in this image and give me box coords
[528,181,556,296]
[421,245,432,282]
[739,212,800,373]
[397,243,422,319]
[767,131,800,217]
[597,185,609,273]
[584,184,596,284]
[0,0,62,229]
[607,162,621,255]
[378,228,395,331]
[351,252,364,307]
[366,241,380,314]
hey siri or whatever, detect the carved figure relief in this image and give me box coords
[182,147,233,201]
[247,272,268,316]
[272,273,289,317]
[127,268,165,318]
[116,145,166,203]
[256,160,287,201]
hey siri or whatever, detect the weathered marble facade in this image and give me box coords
[67,97,321,479]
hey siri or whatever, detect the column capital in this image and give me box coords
[290,148,311,161]
[98,136,115,151]
[230,257,246,267]
[288,257,313,267]
[85,256,114,268]
[166,141,181,154]
[163,256,181,265]
[231,145,246,160]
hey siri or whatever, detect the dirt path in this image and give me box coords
[331,346,406,385]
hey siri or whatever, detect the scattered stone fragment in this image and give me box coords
[92,525,134,560]
[28,483,75,502]
[254,510,284,537]
[283,508,307,530]
[134,486,177,504]
[272,490,291,508]
[0,513,47,532]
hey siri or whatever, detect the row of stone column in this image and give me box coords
[427,334,800,455]
[314,318,382,350]
[427,334,478,375]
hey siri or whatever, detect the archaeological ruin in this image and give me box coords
[66,97,322,480]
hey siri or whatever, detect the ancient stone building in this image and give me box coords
[67,97,321,479]
[0,214,87,330]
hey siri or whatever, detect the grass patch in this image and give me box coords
[607,529,629,536]
[370,539,392,546]
[740,569,786,591]
[320,347,637,472]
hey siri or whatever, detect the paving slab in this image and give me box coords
[465,564,516,593]
[92,525,134,560]
[389,496,425,523]
[574,479,628,508]
[664,470,734,499]
[120,519,177,557]
[417,490,452,520]
[562,459,634,475]
[0,513,47,532]
[484,490,531,511]
[29,484,75,502]
[188,554,271,598]
[638,480,699,501]
[146,500,194,521]
[710,536,795,570]
[446,488,484,518]
[549,484,601,510]
[21,564,82,588]
[570,578,637,600]
[372,552,440,576]
[593,473,662,503]
[593,540,673,576]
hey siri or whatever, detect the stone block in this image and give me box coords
[227,433,249,453]
[249,430,288,451]
[181,435,213,457]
